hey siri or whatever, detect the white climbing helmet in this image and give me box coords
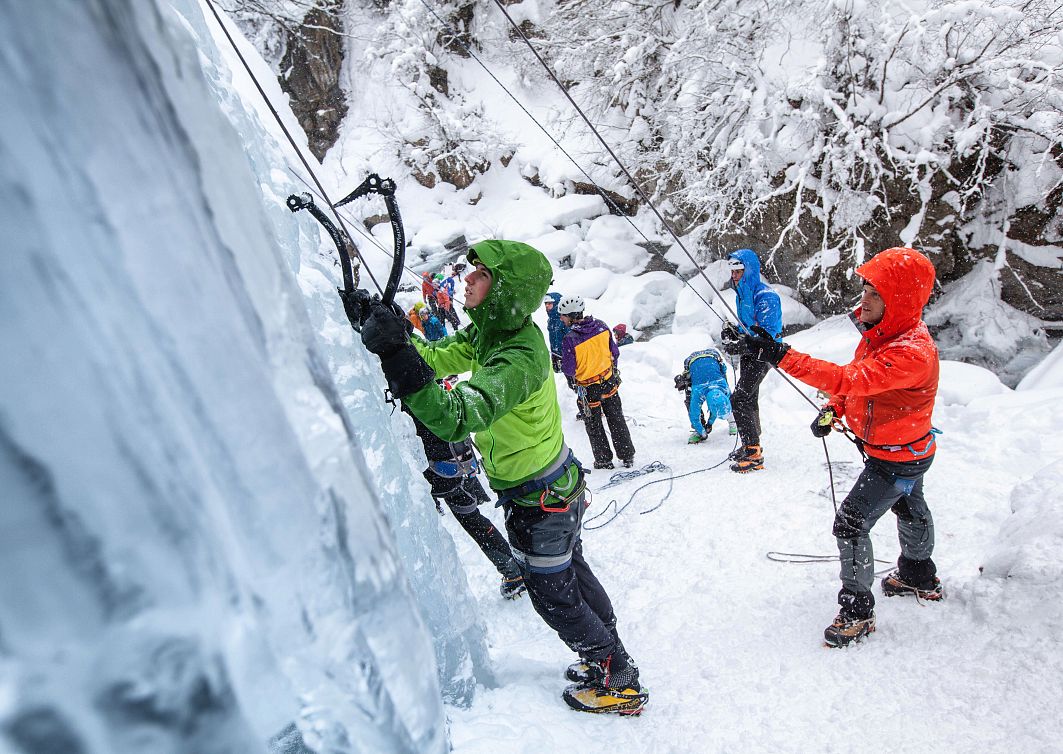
[557,295,585,315]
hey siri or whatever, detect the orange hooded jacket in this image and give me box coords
[778,248,939,462]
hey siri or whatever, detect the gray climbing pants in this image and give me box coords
[833,455,935,594]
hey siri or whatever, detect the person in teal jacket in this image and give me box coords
[544,291,567,371]
[356,239,647,715]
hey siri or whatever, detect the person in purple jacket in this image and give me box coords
[558,295,635,469]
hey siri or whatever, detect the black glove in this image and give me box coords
[811,406,835,438]
[361,300,410,357]
[744,325,790,366]
[338,287,373,331]
[720,323,745,355]
[551,353,563,373]
[674,373,691,391]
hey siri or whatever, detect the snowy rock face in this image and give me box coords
[0,2,488,752]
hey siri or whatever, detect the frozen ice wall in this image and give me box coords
[0,1,489,752]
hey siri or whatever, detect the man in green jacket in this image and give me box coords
[358,239,647,715]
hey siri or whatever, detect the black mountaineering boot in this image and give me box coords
[824,588,876,648]
[881,572,943,600]
[562,653,648,715]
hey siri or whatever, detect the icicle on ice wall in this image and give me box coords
[0,0,488,752]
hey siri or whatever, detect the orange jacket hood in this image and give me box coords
[854,247,936,344]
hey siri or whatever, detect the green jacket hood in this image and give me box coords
[466,240,552,335]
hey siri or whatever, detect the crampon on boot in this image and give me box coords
[593,460,615,470]
[823,611,876,648]
[729,444,764,473]
[881,571,943,601]
[688,431,707,444]
[499,574,527,600]
[562,655,648,715]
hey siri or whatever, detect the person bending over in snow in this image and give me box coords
[740,247,943,648]
[355,240,647,714]
[719,249,782,473]
[559,296,636,470]
[675,347,737,444]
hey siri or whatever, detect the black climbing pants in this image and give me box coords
[731,354,772,447]
[581,374,634,464]
[514,535,618,661]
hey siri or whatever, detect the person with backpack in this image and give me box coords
[439,273,456,298]
[422,311,448,342]
[355,240,647,714]
[421,271,439,317]
[719,249,782,473]
[675,347,737,443]
[739,247,943,648]
[559,296,636,470]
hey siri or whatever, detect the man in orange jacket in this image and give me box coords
[741,247,942,647]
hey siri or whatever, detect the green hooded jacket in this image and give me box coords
[405,240,563,489]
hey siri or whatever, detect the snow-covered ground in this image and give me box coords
[205,6,1063,748]
[5,2,1061,752]
[445,329,1063,752]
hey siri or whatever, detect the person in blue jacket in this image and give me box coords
[422,312,449,342]
[719,249,782,472]
[544,292,568,372]
[676,347,737,443]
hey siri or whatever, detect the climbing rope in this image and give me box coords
[412,0,722,319]
[766,551,894,577]
[595,460,669,491]
[584,438,739,530]
[203,0,385,297]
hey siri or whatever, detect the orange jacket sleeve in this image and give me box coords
[779,343,933,399]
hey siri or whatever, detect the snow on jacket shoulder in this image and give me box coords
[560,316,618,384]
[778,248,939,461]
[728,249,782,339]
